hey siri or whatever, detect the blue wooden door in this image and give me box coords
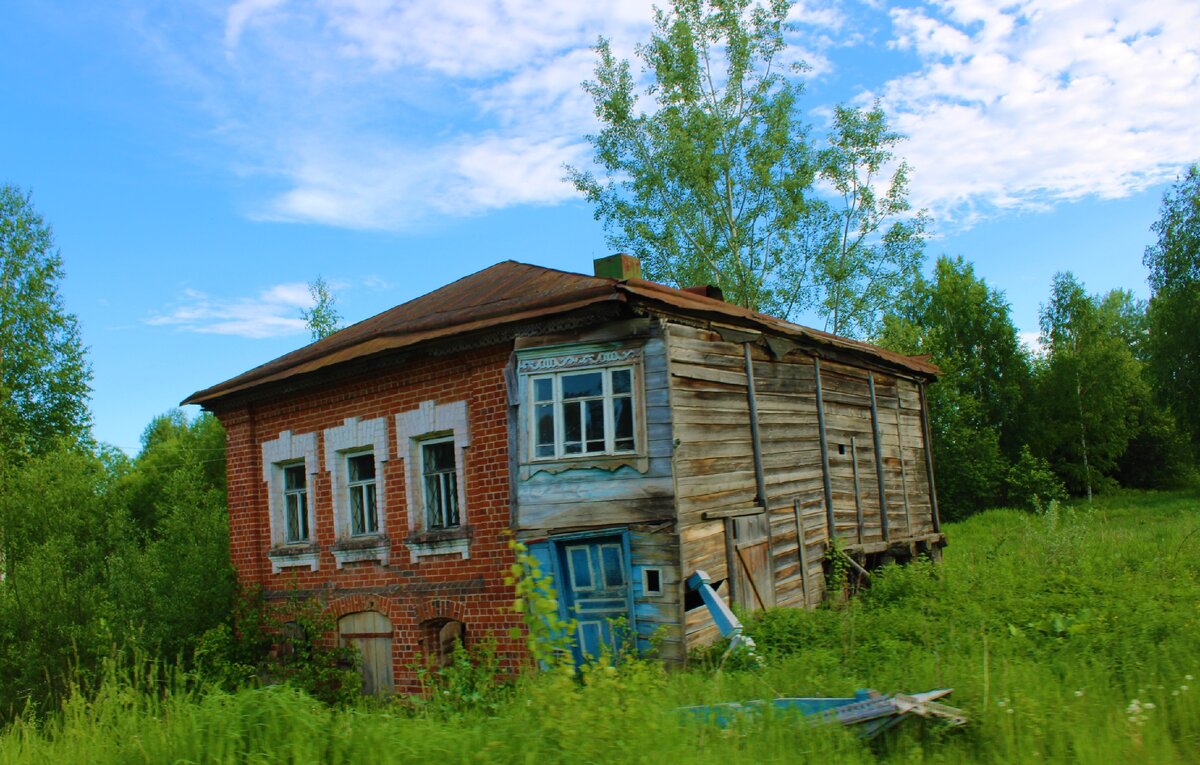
[558,537,630,663]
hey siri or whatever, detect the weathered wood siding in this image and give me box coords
[668,323,937,651]
[514,323,676,533]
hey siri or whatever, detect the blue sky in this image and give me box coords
[2,1,1197,454]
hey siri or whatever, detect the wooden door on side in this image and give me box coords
[338,611,394,696]
[734,515,775,610]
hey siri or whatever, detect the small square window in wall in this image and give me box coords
[324,417,390,569]
[262,430,319,573]
[641,567,664,597]
[396,400,471,563]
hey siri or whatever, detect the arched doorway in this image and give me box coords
[419,618,466,668]
[338,611,394,695]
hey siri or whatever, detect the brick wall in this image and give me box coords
[214,342,526,692]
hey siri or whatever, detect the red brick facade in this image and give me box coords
[214,342,527,692]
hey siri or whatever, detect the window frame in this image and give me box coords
[282,461,310,544]
[262,429,319,573]
[419,436,460,531]
[395,400,471,563]
[323,417,390,568]
[526,364,639,462]
[345,450,380,537]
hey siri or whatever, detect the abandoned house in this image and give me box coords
[183,255,943,694]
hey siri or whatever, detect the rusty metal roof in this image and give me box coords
[183,260,936,407]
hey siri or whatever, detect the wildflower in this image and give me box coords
[1182,685,1189,692]
[997,698,1007,707]
[1186,674,1194,681]
[1006,708,1015,715]
[1172,690,1180,697]
[1074,690,1084,698]
[1144,702,1156,710]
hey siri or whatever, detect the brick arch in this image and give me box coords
[328,594,403,623]
[413,597,465,625]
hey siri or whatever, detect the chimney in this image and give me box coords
[593,253,642,281]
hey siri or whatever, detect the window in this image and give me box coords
[262,430,319,572]
[283,463,309,543]
[396,400,471,562]
[323,417,389,567]
[421,438,459,530]
[530,367,635,459]
[347,452,379,536]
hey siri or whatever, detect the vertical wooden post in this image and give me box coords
[918,382,942,533]
[813,357,835,540]
[793,498,809,607]
[893,390,913,537]
[723,517,739,607]
[897,386,912,537]
[867,372,890,542]
[742,342,775,602]
[851,436,864,544]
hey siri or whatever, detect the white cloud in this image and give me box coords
[146,283,314,339]
[876,0,1200,227]
[142,0,853,231]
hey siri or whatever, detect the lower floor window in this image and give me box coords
[421,438,459,529]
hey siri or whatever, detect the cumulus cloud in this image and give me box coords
[146,284,313,338]
[876,0,1200,226]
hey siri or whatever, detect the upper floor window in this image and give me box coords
[421,437,460,530]
[262,430,319,572]
[530,367,635,459]
[346,452,379,536]
[323,416,390,567]
[283,463,309,543]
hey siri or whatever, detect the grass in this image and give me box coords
[2,489,1198,763]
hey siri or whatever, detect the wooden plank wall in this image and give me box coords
[515,326,676,532]
[668,323,936,651]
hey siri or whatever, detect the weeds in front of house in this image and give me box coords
[2,489,1198,763]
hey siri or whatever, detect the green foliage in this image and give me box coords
[414,637,510,718]
[1004,445,1067,511]
[0,184,92,462]
[568,0,923,334]
[5,491,1199,763]
[505,539,576,670]
[301,275,343,340]
[1033,273,1153,496]
[814,103,927,338]
[878,256,1032,517]
[1144,165,1200,449]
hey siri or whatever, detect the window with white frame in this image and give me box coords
[420,437,459,530]
[262,430,319,572]
[396,400,471,562]
[282,463,310,543]
[323,416,390,568]
[346,452,379,536]
[530,366,635,459]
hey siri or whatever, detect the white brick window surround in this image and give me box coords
[262,430,319,573]
[324,417,391,568]
[395,400,471,562]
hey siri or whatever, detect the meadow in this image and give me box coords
[1,490,1197,764]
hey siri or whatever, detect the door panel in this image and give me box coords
[557,536,631,664]
[338,611,394,696]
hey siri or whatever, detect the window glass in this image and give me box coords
[527,364,637,459]
[612,368,632,394]
[283,464,308,543]
[562,371,602,399]
[422,440,459,529]
[347,453,378,536]
[284,464,306,491]
[348,453,375,482]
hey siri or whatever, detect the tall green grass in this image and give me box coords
[2,490,1197,763]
